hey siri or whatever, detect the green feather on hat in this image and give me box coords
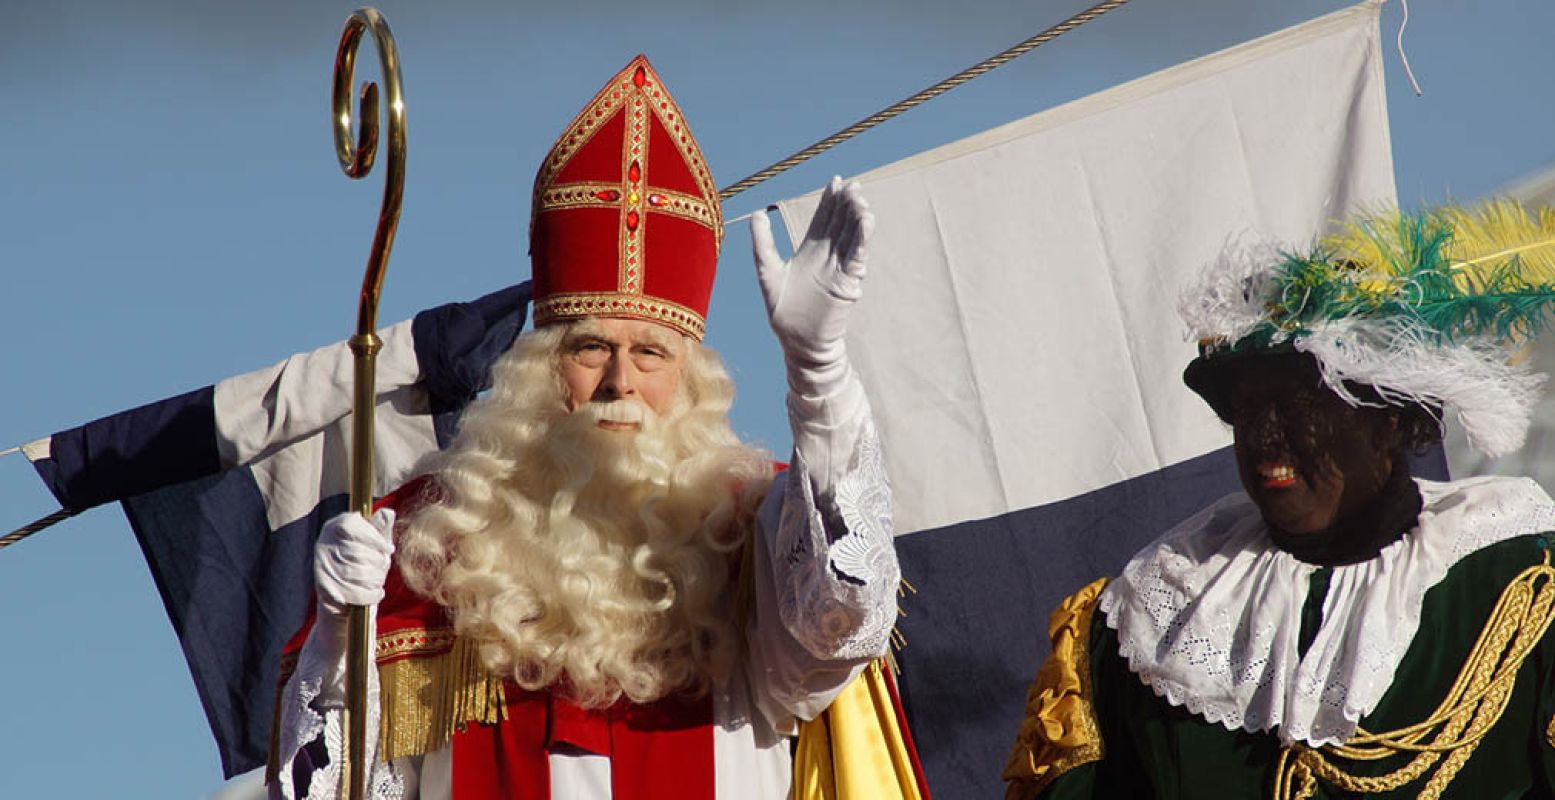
[1181,200,1555,458]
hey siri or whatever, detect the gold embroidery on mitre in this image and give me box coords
[1273,554,1555,800]
[377,629,507,763]
[532,74,628,206]
[533,291,707,341]
[637,66,722,247]
[1003,577,1109,800]
[536,181,628,212]
[536,182,715,229]
[618,76,649,295]
[531,58,723,285]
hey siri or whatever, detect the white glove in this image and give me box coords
[310,508,395,703]
[314,508,396,616]
[751,178,877,497]
[750,176,874,399]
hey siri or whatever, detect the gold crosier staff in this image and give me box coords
[330,8,406,800]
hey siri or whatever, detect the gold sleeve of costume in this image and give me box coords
[1003,577,1109,800]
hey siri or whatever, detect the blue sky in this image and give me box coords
[1,1,1551,795]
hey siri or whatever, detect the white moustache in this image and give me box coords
[577,399,656,428]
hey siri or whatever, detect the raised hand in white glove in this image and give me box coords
[750,176,874,398]
[314,507,396,617]
[751,177,877,497]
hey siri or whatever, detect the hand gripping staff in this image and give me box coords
[331,9,406,800]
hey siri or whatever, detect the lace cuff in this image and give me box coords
[270,607,404,799]
[769,411,899,663]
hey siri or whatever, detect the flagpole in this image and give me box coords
[331,9,406,800]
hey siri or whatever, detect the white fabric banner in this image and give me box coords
[213,319,436,531]
[778,0,1396,535]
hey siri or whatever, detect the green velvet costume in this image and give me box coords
[1005,477,1555,800]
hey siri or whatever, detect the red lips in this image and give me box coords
[1258,462,1298,489]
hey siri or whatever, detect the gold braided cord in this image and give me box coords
[1272,749,1316,800]
[1272,556,1555,800]
[1335,566,1549,754]
[0,508,77,551]
[716,0,1133,201]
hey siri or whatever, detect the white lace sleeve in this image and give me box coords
[745,380,899,728]
[269,608,406,800]
[773,417,898,661]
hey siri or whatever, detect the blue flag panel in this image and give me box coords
[124,470,341,777]
[32,386,221,512]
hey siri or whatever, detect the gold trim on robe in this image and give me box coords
[376,627,508,763]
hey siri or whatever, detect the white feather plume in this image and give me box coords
[1295,316,1543,458]
[1177,236,1286,344]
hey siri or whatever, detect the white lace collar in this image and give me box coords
[1099,476,1555,747]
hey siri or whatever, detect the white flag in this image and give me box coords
[780,0,1395,536]
[774,4,1396,798]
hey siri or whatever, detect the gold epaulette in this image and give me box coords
[377,629,507,763]
[1003,577,1109,800]
[1274,553,1555,800]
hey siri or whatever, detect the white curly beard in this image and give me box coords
[396,326,773,709]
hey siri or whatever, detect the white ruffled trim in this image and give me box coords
[1100,476,1555,747]
[270,608,401,799]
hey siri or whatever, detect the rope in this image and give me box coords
[1396,0,1422,97]
[0,508,77,552]
[717,0,1133,201]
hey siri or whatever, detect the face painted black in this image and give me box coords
[1225,356,1397,537]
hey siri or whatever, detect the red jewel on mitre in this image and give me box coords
[529,55,722,341]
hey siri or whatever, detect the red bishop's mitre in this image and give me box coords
[529,55,722,341]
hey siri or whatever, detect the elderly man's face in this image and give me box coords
[558,317,684,429]
[1225,357,1396,535]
